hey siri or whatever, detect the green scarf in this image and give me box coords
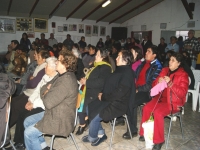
[78,61,112,112]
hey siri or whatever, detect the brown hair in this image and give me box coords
[59,50,77,72]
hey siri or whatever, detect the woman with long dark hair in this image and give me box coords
[131,46,144,71]
[76,48,112,135]
[20,33,31,53]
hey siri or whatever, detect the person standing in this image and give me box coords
[48,33,57,47]
[183,30,200,69]
[142,35,153,55]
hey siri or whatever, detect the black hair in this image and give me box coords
[160,37,165,41]
[22,33,28,39]
[170,36,177,40]
[170,52,183,66]
[73,43,79,50]
[131,46,143,61]
[147,45,158,56]
[11,40,19,47]
[178,36,183,41]
[53,44,58,49]
[17,44,26,52]
[98,48,110,64]
[113,43,121,52]
[39,50,50,59]
[120,50,134,65]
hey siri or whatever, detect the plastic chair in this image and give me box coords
[0,96,16,150]
[109,114,132,150]
[187,70,200,111]
[165,107,184,149]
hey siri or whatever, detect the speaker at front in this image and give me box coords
[111,27,127,41]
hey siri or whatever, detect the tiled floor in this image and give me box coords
[10,95,200,150]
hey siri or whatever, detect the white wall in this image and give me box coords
[0,16,120,53]
[121,0,200,45]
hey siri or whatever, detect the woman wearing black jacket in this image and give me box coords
[82,50,136,146]
[76,49,112,135]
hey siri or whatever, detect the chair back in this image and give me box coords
[192,70,200,89]
[0,96,11,148]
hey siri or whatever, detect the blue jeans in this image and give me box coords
[24,111,44,128]
[24,112,46,150]
[191,60,196,69]
[88,114,105,142]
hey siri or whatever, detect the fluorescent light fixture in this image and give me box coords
[102,0,111,7]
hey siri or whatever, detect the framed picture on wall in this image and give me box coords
[69,24,77,31]
[85,25,92,37]
[78,24,84,33]
[100,26,106,36]
[92,25,98,36]
[58,26,63,32]
[34,18,48,33]
[16,18,32,31]
[63,24,68,31]
[0,18,16,33]
[27,32,35,38]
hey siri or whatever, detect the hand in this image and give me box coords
[15,79,21,83]
[80,77,86,85]
[164,76,170,83]
[98,93,103,101]
[25,101,33,111]
[29,76,34,80]
[89,61,93,66]
[47,84,51,90]
[158,77,164,83]
[136,89,138,93]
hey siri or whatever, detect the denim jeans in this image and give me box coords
[24,111,44,128]
[88,114,105,142]
[24,112,46,150]
[191,60,196,69]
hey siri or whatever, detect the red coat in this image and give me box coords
[152,67,189,111]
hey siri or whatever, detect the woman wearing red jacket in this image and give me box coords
[139,53,189,150]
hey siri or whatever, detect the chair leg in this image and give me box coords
[10,140,16,150]
[179,114,184,139]
[124,115,132,139]
[192,93,197,111]
[70,133,79,150]
[166,118,173,149]
[50,135,55,150]
[109,118,116,150]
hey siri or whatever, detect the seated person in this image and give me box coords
[14,49,38,96]
[7,44,27,79]
[76,49,112,135]
[165,36,179,53]
[9,50,50,128]
[9,57,58,149]
[0,63,16,147]
[24,50,78,150]
[131,46,144,71]
[123,45,162,139]
[139,53,189,150]
[82,45,96,68]
[82,50,135,146]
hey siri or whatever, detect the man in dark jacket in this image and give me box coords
[123,45,162,139]
[142,35,153,56]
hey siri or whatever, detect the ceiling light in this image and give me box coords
[102,0,111,7]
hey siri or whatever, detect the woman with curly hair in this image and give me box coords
[24,50,78,150]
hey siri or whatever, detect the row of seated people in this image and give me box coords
[1,44,189,150]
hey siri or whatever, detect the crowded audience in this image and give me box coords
[0,29,199,150]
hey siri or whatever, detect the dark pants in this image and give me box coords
[78,112,87,125]
[14,108,44,144]
[127,91,151,133]
[14,84,24,96]
[9,93,28,128]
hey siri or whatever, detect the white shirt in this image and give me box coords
[48,38,58,47]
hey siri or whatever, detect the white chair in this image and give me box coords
[0,97,16,150]
[187,70,200,111]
